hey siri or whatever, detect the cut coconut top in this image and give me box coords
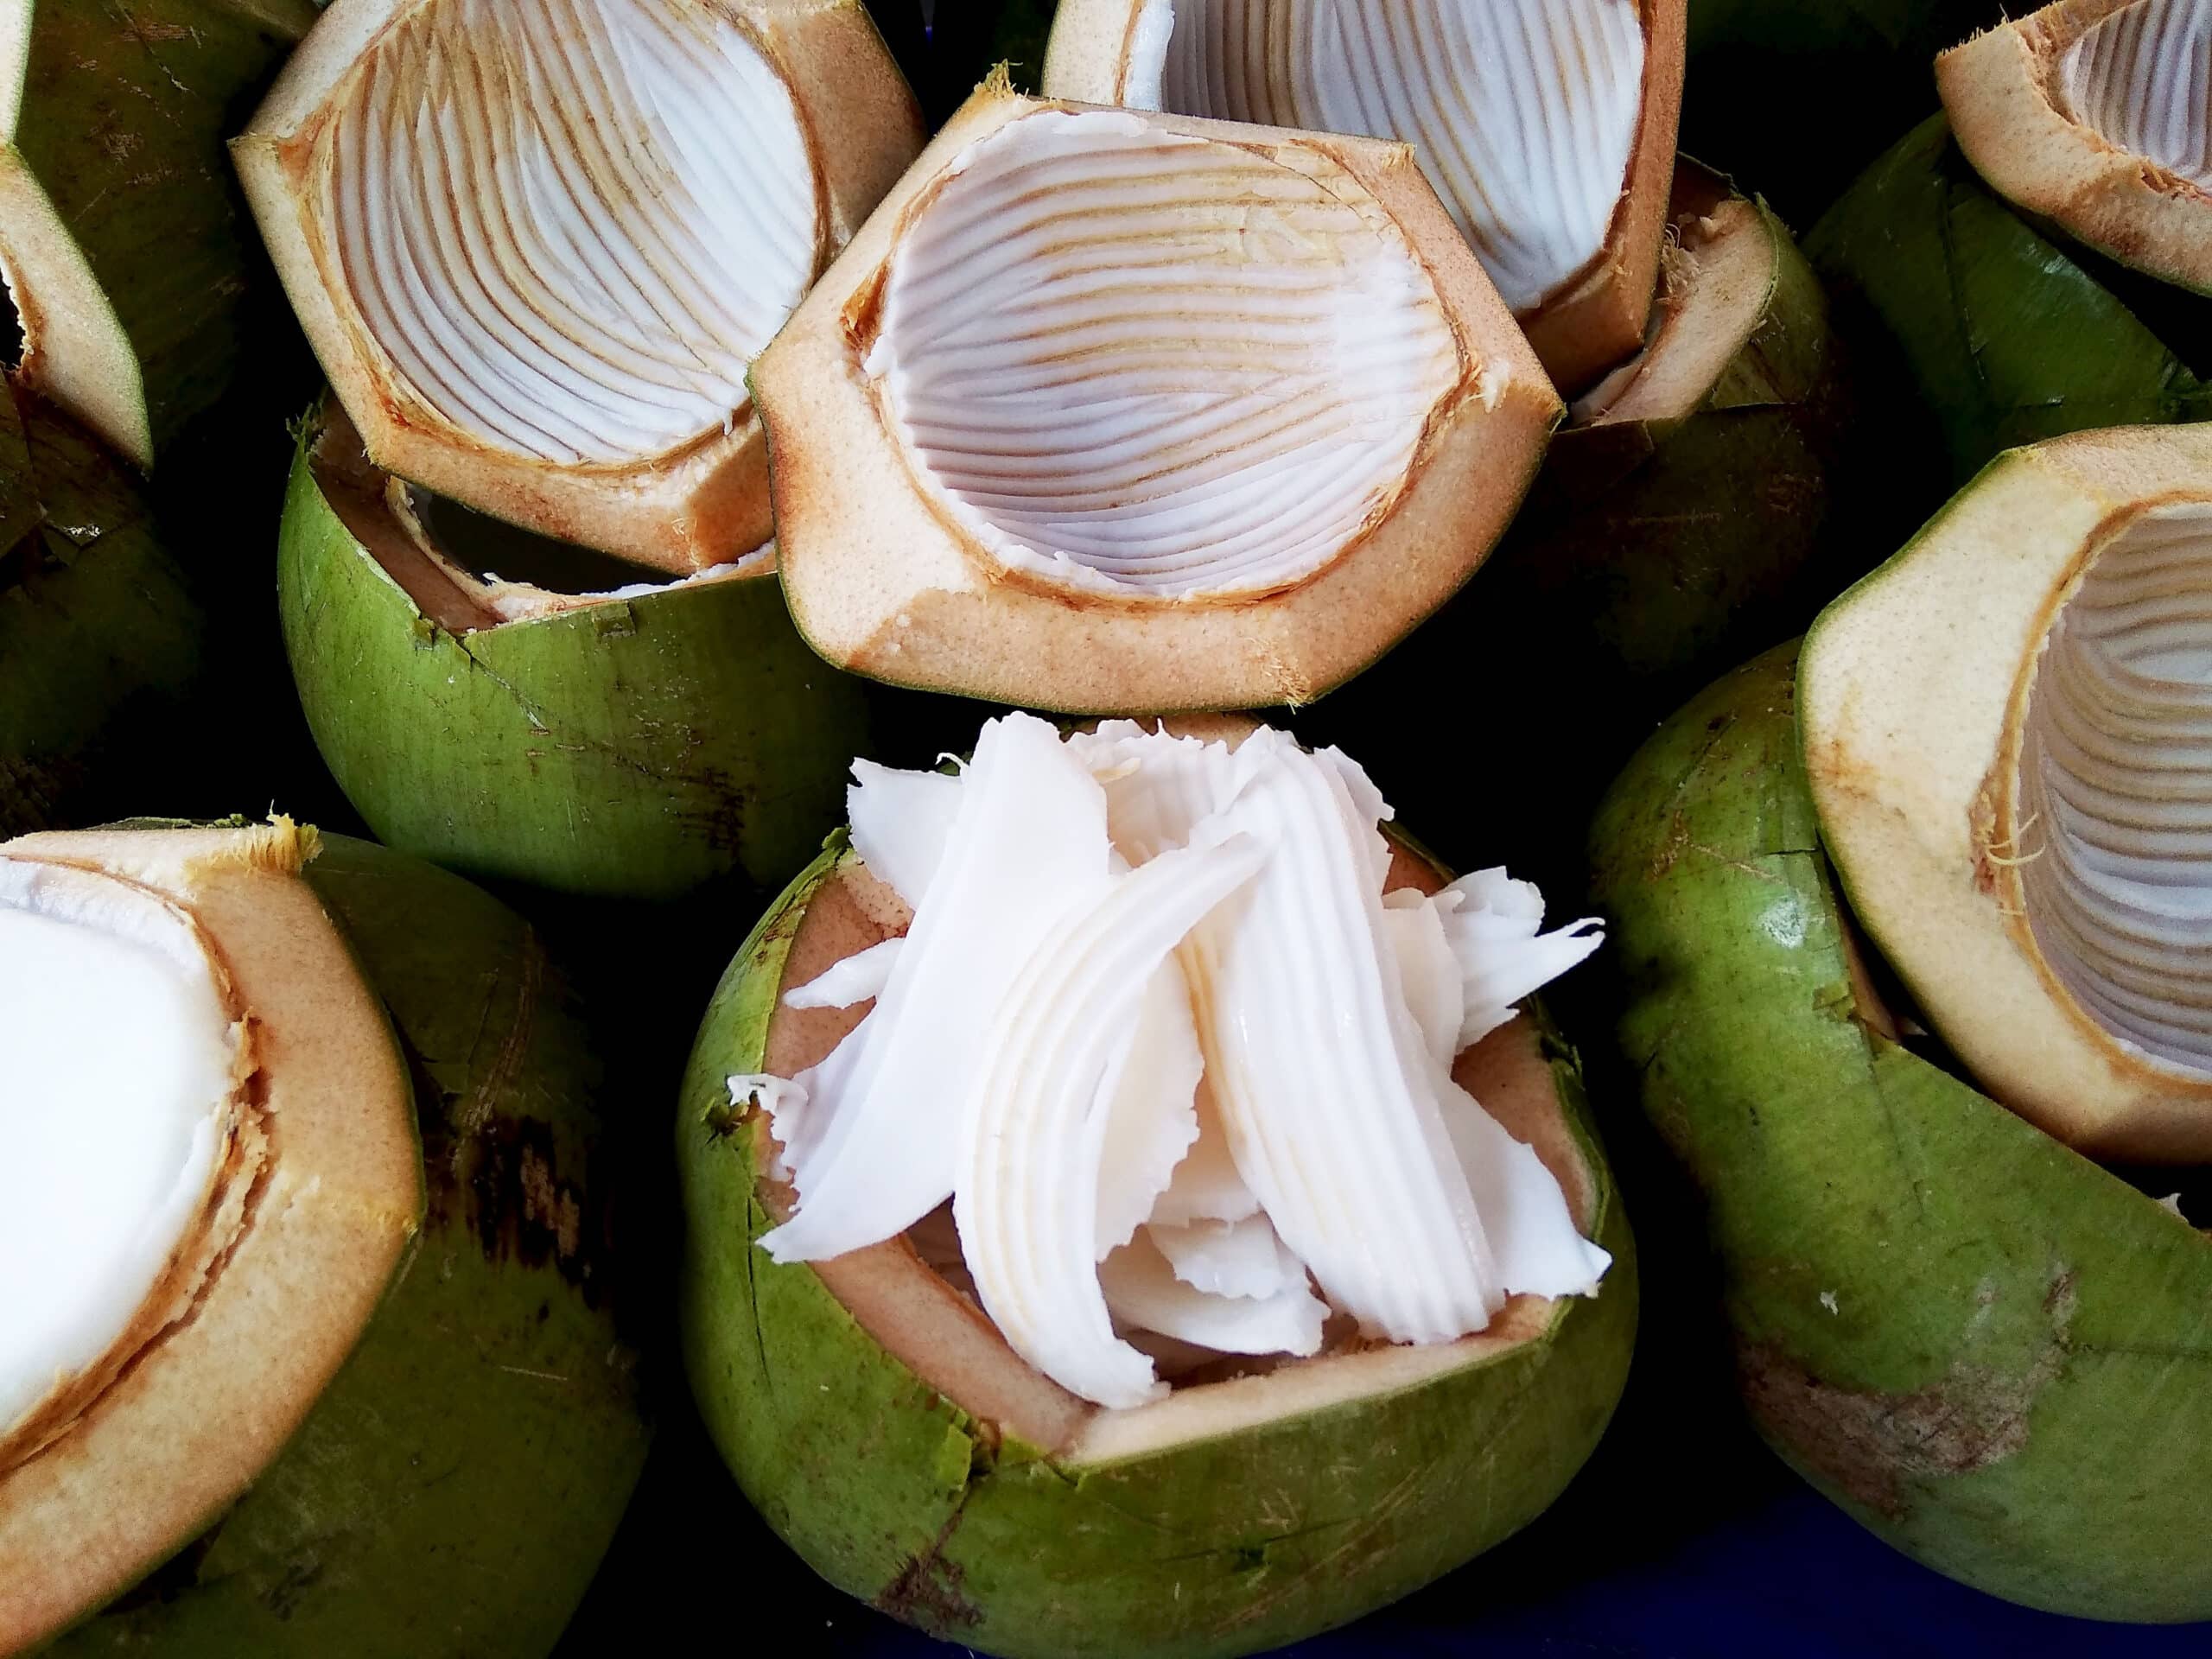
[236,0,924,572]
[1801,423,2212,1162]
[760,80,1560,714]
[1940,0,2212,296]
[726,715,1609,1441]
[1041,0,1688,393]
[0,823,417,1656]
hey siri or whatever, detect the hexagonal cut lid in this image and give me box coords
[232,0,923,573]
[1940,0,2212,296]
[760,80,1562,715]
[1041,0,1688,395]
[1801,423,2212,1162]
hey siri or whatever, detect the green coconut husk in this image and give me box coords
[276,404,874,902]
[41,828,650,1656]
[1586,641,2212,1623]
[1806,115,2212,495]
[0,378,207,834]
[0,0,319,468]
[677,836,1636,1659]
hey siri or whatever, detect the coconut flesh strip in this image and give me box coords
[2018,503,2212,1074]
[2058,0,2212,189]
[0,862,238,1438]
[741,719,1609,1407]
[1115,0,1645,318]
[864,108,1459,600]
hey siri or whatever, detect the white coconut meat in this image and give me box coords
[1114,0,1647,319]
[2018,502,2212,1073]
[739,718,1611,1408]
[864,108,1459,600]
[2059,0,2212,188]
[0,863,238,1436]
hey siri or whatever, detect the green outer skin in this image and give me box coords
[1806,116,2212,491]
[276,428,874,901]
[1586,643,2212,1623]
[0,380,206,835]
[676,839,1637,1659]
[4,0,320,459]
[51,832,650,1657]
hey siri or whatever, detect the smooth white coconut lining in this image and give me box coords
[0,861,240,1439]
[1122,0,1647,316]
[322,0,820,467]
[2019,502,2212,1075]
[2059,0,2212,188]
[733,716,1608,1410]
[865,109,1459,600]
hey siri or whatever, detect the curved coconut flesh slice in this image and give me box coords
[0,822,417,1655]
[0,0,319,467]
[757,79,1559,714]
[1801,423,2212,1161]
[235,0,923,573]
[1040,0,1688,394]
[1940,0,2212,297]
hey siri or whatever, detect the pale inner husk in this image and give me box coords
[2019,502,2212,1073]
[0,863,238,1436]
[2059,0,2212,188]
[1125,0,1646,315]
[320,0,820,467]
[866,109,1458,600]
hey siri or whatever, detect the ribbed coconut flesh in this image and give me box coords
[758,84,1561,713]
[1800,423,2212,1160]
[727,716,1610,1425]
[1040,0,1688,392]
[0,823,416,1655]
[236,0,923,570]
[1939,0,2212,296]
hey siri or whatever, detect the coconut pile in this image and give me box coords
[730,715,1609,1408]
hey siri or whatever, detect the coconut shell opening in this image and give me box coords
[739,841,1602,1459]
[0,823,417,1654]
[1939,0,2212,296]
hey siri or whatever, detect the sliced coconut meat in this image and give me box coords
[867,109,1459,599]
[2018,502,2212,1073]
[2059,0,2212,188]
[0,864,238,1437]
[739,718,1610,1408]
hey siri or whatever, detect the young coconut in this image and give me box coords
[759,77,1561,714]
[234,0,924,571]
[1801,423,2212,1163]
[277,398,870,899]
[1039,0,1688,394]
[1590,640,2212,1623]
[0,821,647,1656]
[1940,0,2212,299]
[0,0,318,467]
[679,716,1634,1658]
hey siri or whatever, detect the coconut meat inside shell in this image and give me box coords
[863,107,1459,600]
[2057,0,2212,189]
[0,863,242,1452]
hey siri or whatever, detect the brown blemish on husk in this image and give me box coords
[875,1509,983,1634]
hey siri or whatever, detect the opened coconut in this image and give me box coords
[235,0,924,570]
[1039,0,1687,394]
[0,820,646,1655]
[759,75,1561,714]
[276,398,870,899]
[680,716,1634,1657]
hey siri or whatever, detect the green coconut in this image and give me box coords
[0,0,317,468]
[276,402,873,901]
[3,821,648,1655]
[1586,640,2212,1622]
[0,377,207,834]
[677,833,1636,1659]
[1806,115,2212,496]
